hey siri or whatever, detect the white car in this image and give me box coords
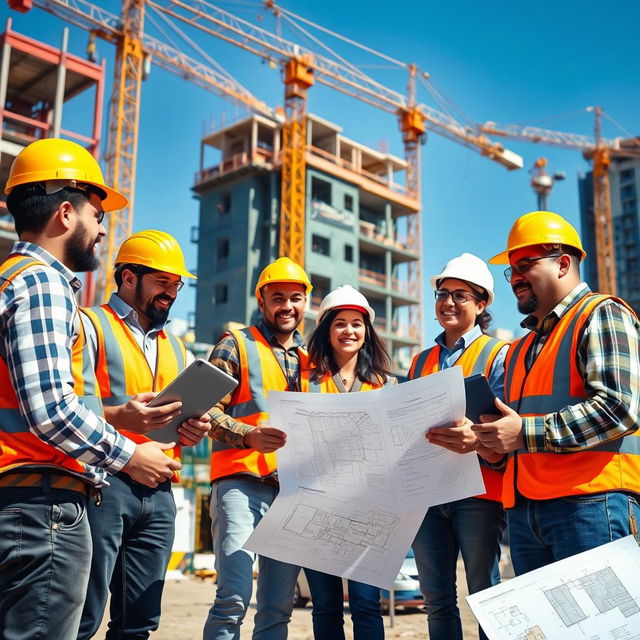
[293,549,423,611]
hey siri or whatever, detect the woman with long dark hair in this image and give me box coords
[406,253,507,640]
[302,284,396,640]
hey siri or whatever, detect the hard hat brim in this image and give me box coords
[488,250,509,265]
[101,185,129,212]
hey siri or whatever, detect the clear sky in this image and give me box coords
[4,0,639,344]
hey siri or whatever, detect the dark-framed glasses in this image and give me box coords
[503,254,562,281]
[434,289,481,304]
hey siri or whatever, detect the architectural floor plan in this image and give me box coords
[467,537,640,639]
[245,369,486,587]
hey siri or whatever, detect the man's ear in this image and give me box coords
[53,201,75,232]
[558,254,573,278]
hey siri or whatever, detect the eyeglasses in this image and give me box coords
[144,274,184,291]
[503,254,562,281]
[434,289,481,304]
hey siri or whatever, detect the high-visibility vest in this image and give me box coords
[0,255,102,478]
[82,304,186,482]
[210,326,308,482]
[301,369,390,393]
[502,292,640,508]
[408,333,507,502]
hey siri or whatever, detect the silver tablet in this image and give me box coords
[145,358,238,443]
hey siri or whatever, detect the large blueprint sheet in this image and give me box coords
[467,536,640,640]
[245,368,486,588]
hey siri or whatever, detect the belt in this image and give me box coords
[0,471,90,495]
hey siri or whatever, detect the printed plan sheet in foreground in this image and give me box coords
[467,536,640,640]
[245,367,486,588]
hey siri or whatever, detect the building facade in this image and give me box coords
[192,113,423,374]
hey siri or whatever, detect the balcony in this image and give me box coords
[359,220,418,254]
[194,148,274,186]
[306,145,415,200]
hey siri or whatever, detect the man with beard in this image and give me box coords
[0,139,181,640]
[473,210,640,575]
[203,257,311,640]
[78,230,212,640]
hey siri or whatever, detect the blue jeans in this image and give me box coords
[0,480,92,640]
[508,491,640,575]
[203,476,300,640]
[305,569,384,640]
[78,473,176,640]
[412,497,505,640]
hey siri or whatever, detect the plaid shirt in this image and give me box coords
[208,319,305,447]
[520,283,640,453]
[0,242,135,486]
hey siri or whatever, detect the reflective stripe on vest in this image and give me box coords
[408,334,507,502]
[82,304,186,481]
[503,292,640,507]
[0,255,102,477]
[210,326,308,482]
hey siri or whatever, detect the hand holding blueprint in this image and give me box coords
[244,367,486,588]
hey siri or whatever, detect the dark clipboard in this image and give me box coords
[145,358,238,443]
[464,373,498,424]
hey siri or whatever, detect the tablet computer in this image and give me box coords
[145,358,238,443]
[464,373,498,424]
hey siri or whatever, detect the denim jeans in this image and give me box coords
[412,497,505,640]
[0,480,92,640]
[304,569,384,640]
[508,491,640,575]
[203,476,300,640]
[78,473,176,640]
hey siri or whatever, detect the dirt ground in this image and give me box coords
[98,558,485,639]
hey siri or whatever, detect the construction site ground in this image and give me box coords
[97,555,490,639]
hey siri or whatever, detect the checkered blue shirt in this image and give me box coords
[0,242,135,486]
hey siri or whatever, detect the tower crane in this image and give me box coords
[11,0,523,308]
[480,109,640,295]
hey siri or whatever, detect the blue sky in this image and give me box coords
[4,1,639,342]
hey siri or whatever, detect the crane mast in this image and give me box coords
[100,0,145,301]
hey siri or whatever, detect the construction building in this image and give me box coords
[192,112,423,374]
[579,150,640,312]
[0,19,105,261]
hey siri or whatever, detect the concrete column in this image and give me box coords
[52,28,69,138]
[0,35,12,162]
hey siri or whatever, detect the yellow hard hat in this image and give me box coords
[115,230,196,278]
[489,211,586,265]
[5,138,127,212]
[254,257,312,298]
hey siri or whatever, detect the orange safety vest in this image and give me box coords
[0,255,102,478]
[502,292,640,508]
[408,333,507,502]
[82,303,186,482]
[210,325,308,482]
[301,369,389,393]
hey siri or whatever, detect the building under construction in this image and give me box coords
[192,113,423,374]
[0,19,105,262]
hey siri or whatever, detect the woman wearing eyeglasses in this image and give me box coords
[406,253,507,640]
[302,284,396,640]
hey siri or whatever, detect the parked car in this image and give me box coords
[293,548,423,611]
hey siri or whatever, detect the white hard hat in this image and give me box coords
[316,285,375,325]
[430,253,495,305]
